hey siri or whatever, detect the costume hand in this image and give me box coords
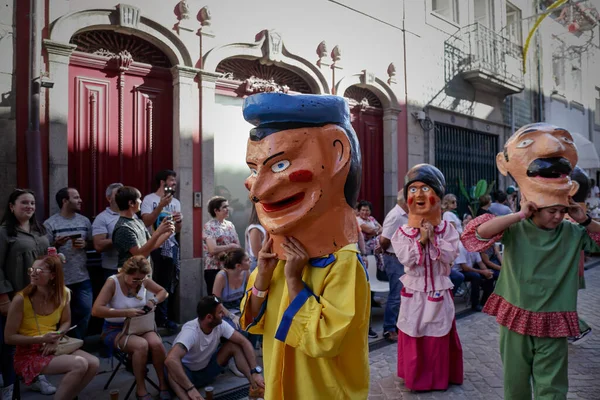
[419,219,433,245]
[251,373,265,389]
[282,237,309,279]
[520,201,538,218]
[72,238,86,249]
[257,235,278,277]
[54,236,70,247]
[568,198,587,223]
[42,332,61,344]
[125,308,146,318]
[159,193,173,208]
[41,342,58,356]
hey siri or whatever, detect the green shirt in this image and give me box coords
[496,219,600,313]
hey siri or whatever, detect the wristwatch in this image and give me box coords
[251,366,263,375]
[580,214,593,227]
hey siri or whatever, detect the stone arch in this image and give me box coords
[49,7,193,67]
[203,30,330,94]
[335,71,399,110]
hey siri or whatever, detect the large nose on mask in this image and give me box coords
[539,133,567,156]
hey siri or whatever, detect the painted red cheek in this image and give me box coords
[429,196,436,205]
[289,170,313,183]
[408,197,414,206]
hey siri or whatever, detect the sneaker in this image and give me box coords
[29,375,56,395]
[455,288,465,297]
[570,327,592,345]
[228,358,245,378]
[368,328,378,339]
[1,384,13,400]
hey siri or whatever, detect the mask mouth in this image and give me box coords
[526,157,572,179]
[262,192,305,213]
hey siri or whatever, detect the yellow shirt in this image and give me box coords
[17,288,69,337]
[240,244,370,400]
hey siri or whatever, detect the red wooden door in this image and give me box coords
[350,106,384,222]
[68,53,173,218]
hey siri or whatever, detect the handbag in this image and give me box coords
[116,310,156,350]
[32,300,83,356]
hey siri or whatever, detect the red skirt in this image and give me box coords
[397,319,463,391]
[14,344,54,385]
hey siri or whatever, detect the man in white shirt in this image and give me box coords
[141,169,182,333]
[454,242,494,312]
[379,190,409,342]
[92,183,123,280]
[165,296,265,400]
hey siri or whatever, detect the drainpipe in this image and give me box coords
[26,0,45,220]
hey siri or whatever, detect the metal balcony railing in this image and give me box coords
[445,23,524,94]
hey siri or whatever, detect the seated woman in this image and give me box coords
[212,248,249,326]
[4,253,99,400]
[92,255,170,400]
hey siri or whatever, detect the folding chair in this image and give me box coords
[103,348,160,400]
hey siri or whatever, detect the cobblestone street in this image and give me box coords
[368,266,600,400]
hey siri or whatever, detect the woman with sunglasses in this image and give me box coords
[442,194,463,234]
[4,253,99,400]
[0,189,53,398]
[92,255,171,400]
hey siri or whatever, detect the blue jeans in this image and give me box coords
[450,269,465,295]
[383,253,404,333]
[0,315,15,387]
[67,279,93,339]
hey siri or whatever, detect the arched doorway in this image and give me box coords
[212,57,315,245]
[67,30,174,217]
[344,86,385,221]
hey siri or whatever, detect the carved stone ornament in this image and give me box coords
[257,30,283,64]
[117,4,141,28]
[361,69,376,85]
[199,6,212,27]
[387,62,397,84]
[243,76,289,94]
[115,50,134,71]
[179,0,190,20]
[317,41,328,58]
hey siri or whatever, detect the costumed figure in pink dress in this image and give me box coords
[391,164,463,391]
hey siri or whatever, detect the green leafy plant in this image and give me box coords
[458,178,496,216]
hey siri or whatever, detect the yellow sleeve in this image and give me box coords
[274,253,369,358]
[240,268,266,335]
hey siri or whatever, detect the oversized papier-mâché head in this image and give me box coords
[243,93,361,258]
[404,164,446,228]
[571,166,591,205]
[497,123,579,208]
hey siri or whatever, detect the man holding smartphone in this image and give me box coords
[141,169,182,334]
[44,187,93,340]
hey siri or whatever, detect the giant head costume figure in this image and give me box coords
[243,93,361,258]
[571,166,591,207]
[497,123,579,208]
[404,164,446,228]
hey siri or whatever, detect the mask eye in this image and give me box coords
[562,137,574,144]
[409,187,417,193]
[422,187,430,192]
[271,160,291,173]
[517,139,534,148]
[249,168,258,177]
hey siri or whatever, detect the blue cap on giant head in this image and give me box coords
[243,93,362,207]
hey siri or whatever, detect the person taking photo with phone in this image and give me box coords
[44,188,92,340]
[92,255,170,400]
[141,169,182,334]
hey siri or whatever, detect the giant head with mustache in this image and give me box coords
[497,123,579,208]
